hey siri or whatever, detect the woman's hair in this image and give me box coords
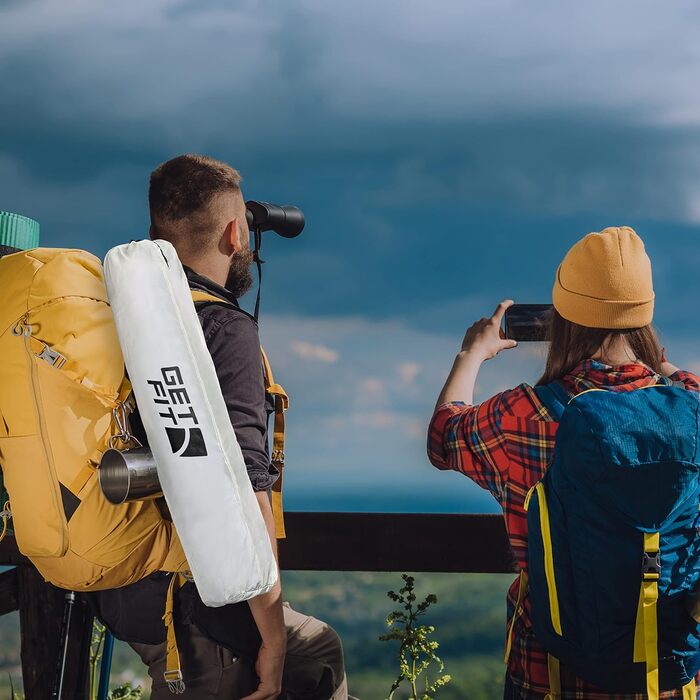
[537,309,663,385]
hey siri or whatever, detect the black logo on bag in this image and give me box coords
[147,366,208,457]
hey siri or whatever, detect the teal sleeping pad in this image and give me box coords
[0,210,40,250]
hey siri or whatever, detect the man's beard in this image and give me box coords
[225,248,254,298]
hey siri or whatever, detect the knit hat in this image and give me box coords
[552,226,654,329]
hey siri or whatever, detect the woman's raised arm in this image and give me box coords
[435,299,517,409]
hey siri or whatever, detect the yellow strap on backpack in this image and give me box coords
[545,654,561,700]
[633,532,660,700]
[535,482,562,635]
[504,570,527,664]
[190,289,288,538]
[163,571,187,694]
[261,347,289,539]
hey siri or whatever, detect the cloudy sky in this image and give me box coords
[2,0,700,513]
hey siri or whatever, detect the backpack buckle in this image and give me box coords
[37,343,66,369]
[642,551,661,579]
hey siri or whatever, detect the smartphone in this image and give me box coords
[504,304,553,342]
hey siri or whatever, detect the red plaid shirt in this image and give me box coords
[428,360,700,699]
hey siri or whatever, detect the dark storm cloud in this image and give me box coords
[2,0,700,175]
[1,0,699,326]
[3,0,700,494]
[0,0,35,7]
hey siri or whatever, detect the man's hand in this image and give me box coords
[460,299,517,360]
[241,641,286,700]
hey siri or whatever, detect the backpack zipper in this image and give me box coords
[13,316,69,555]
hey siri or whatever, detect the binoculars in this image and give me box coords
[245,201,305,239]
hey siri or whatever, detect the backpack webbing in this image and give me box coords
[189,289,288,539]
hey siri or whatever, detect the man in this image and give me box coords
[90,154,350,700]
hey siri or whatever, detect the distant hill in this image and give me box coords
[0,571,513,699]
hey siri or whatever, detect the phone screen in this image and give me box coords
[504,304,553,342]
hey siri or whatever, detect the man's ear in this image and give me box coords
[226,218,243,252]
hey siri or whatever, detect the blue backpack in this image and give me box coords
[527,381,700,699]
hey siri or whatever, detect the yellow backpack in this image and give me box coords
[0,247,289,689]
[0,247,188,589]
[0,248,288,588]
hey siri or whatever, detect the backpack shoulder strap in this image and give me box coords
[261,348,289,540]
[190,289,230,305]
[190,288,289,539]
[534,381,570,422]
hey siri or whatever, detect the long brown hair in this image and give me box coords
[537,309,663,385]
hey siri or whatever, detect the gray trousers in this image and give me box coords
[131,603,352,700]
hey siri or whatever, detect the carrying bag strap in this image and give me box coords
[190,289,288,539]
[190,289,234,306]
[504,570,527,664]
[632,531,661,700]
[533,382,570,422]
[546,654,561,700]
[163,571,187,694]
[261,347,289,539]
[524,474,563,699]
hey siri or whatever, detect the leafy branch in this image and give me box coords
[107,683,143,699]
[380,574,451,699]
[89,620,142,699]
[89,620,107,700]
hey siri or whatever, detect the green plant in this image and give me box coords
[380,574,451,699]
[8,672,23,699]
[89,620,107,700]
[107,682,143,699]
[87,621,142,700]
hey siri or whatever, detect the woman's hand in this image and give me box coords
[460,300,518,360]
[434,300,517,409]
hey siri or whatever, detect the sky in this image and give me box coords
[2,0,700,513]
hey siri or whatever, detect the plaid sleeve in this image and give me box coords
[427,393,510,501]
[671,370,700,392]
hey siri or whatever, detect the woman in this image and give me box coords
[428,227,700,699]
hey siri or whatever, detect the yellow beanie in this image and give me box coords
[552,226,654,329]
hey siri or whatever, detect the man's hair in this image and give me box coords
[149,154,242,253]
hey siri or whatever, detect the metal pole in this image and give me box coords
[52,590,76,700]
[97,630,115,700]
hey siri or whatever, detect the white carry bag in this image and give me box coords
[104,239,278,606]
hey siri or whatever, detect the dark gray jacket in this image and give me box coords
[186,267,278,492]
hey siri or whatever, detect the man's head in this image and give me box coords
[149,154,253,297]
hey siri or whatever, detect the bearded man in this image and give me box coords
[89,154,351,700]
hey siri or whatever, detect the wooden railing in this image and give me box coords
[278,512,515,573]
[0,512,515,699]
